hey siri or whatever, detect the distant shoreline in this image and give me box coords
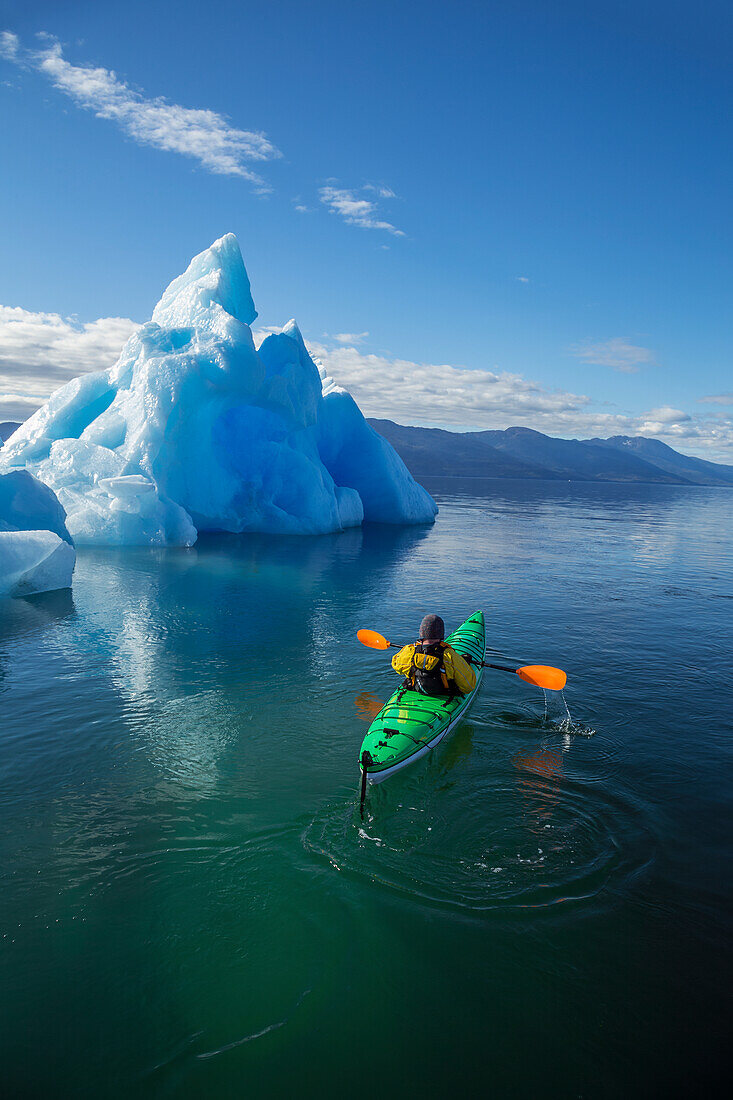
[421,473,732,488]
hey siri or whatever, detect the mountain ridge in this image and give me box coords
[368,420,733,487]
[0,422,21,444]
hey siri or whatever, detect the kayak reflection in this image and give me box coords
[354,692,383,720]
[436,721,475,774]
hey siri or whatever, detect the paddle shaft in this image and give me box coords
[482,661,522,673]
[366,634,565,689]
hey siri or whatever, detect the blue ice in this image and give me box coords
[0,235,437,545]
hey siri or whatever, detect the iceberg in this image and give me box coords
[0,530,75,598]
[0,235,437,545]
[0,469,73,544]
[0,470,76,597]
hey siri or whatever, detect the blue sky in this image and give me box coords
[1,0,731,458]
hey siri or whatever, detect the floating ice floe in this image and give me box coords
[0,470,75,596]
[0,235,437,545]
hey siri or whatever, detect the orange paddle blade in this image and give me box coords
[357,629,391,651]
[516,665,567,691]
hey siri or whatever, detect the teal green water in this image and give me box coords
[1,480,731,1097]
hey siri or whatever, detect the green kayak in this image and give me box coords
[359,611,485,784]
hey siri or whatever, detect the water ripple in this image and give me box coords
[197,989,312,1060]
[303,735,655,913]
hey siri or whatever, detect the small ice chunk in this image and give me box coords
[0,469,72,544]
[0,530,75,597]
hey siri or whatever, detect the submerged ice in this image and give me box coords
[0,235,437,545]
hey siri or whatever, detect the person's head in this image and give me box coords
[418,613,445,644]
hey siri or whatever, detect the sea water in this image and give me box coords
[1,480,731,1097]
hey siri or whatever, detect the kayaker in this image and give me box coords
[392,614,477,697]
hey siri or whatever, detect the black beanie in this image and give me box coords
[419,614,445,640]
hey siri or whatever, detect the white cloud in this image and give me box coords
[516,276,530,283]
[571,338,656,372]
[365,184,396,199]
[307,338,591,425]
[0,31,19,59]
[5,35,281,187]
[644,406,690,424]
[0,304,138,420]
[319,185,404,236]
[3,306,732,462]
[699,392,733,405]
[0,392,45,412]
[636,407,699,440]
[303,337,733,462]
[251,325,282,346]
[332,332,369,345]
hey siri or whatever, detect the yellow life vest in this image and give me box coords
[408,642,454,696]
[392,642,477,696]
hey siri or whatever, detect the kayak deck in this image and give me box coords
[359,611,485,784]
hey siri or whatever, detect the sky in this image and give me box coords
[1,0,731,459]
